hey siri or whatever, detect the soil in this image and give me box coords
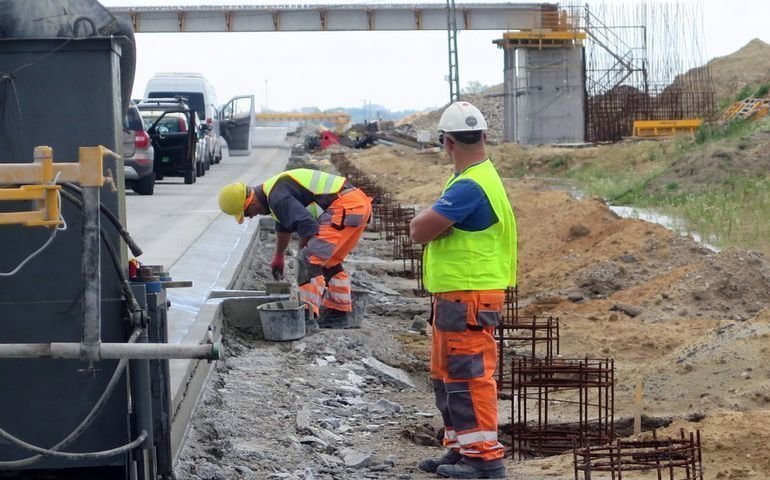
[176,140,770,480]
[677,38,770,105]
[175,37,770,480]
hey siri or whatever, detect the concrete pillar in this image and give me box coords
[502,46,586,145]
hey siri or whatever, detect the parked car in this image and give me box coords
[144,72,224,164]
[122,101,155,195]
[136,98,202,185]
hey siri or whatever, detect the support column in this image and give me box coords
[497,32,587,145]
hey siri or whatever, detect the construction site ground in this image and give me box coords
[175,135,770,480]
[175,38,770,480]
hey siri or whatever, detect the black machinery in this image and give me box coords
[0,2,219,478]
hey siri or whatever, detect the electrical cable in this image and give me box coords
[0,329,144,466]
[0,172,67,277]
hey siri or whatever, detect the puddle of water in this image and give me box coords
[609,205,719,252]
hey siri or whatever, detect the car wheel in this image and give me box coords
[184,169,195,185]
[196,160,204,177]
[133,172,155,196]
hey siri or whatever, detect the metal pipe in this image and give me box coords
[0,342,220,360]
[130,329,155,448]
[80,185,101,361]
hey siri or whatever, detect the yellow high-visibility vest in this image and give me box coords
[423,159,517,292]
[262,169,346,219]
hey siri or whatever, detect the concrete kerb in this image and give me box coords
[169,214,261,465]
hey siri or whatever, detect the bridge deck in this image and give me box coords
[108,3,555,32]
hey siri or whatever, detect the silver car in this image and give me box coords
[122,102,156,195]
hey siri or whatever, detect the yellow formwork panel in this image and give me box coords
[503,30,587,41]
[498,30,586,48]
[633,119,703,138]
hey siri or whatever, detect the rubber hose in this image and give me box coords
[58,188,143,316]
[0,329,143,466]
[61,183,143,257]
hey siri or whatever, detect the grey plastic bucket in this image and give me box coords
[349,289,371,329]
[257,300,306,341]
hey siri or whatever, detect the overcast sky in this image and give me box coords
[98,0,770,112]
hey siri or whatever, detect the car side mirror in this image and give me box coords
[158,125,169,135]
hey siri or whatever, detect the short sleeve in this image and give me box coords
[430,179,484,224]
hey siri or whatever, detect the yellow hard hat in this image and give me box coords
[219,182,248,224]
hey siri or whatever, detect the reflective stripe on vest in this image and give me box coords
[262,169,346,219]
[423,159,517,293]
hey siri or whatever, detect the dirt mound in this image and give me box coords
[402,84,506,144]
[645,127,770,195]
[677,38,770,105]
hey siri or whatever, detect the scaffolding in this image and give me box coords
[583,1,715,141]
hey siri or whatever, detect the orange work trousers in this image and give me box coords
[298,188,372,315]
[430,289,505,464]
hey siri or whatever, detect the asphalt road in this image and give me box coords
[125,127,292,270]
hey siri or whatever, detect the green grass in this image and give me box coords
[755,83,770,98]
[550,130,770,255]
[695,118,754,144]
[658,175,770,251]
[564,161,669,204]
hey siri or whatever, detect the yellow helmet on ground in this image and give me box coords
[219,182,248,224]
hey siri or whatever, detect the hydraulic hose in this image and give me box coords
[0,329,143,467]
[0,429,148,461]
[58,188,143,317]
[61,183,144,257]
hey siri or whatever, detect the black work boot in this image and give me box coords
[417,449,462,473]
[436,458,506,479]
[317,308,351,329]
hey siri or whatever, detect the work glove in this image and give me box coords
[270,253,285,280]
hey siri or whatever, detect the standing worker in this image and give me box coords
[410,102,516,479]
[218,169,372,328]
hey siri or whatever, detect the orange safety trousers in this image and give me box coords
[430,289,505,463]
[298,188,372,316]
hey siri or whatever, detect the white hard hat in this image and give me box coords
[438,101,488,133]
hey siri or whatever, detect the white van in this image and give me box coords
[144,72,224,164]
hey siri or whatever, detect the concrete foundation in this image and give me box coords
[503,46,586,145]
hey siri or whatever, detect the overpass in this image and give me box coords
[109,2,592,145]
[107,2,553,33]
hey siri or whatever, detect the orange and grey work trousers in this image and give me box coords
[430,289,505,467]
[298,188,372,316]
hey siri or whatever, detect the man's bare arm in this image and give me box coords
[410,208,455,244]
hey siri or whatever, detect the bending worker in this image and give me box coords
[410,102,517,479]
[218,169,372,328]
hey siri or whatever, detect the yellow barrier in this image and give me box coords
[256,112,351,125]
[0,146,109,227]
[632,119,703,138]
